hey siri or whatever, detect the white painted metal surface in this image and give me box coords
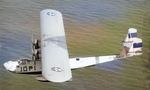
[70,55,116,69]
[40,9,72,82]
[128,43,133,52]
[128,28,137,33]
[123,42,132,48]
[4,61,19,71]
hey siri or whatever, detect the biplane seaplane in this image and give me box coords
[4,9,142,82]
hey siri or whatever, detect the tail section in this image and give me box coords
[120,28,142,56]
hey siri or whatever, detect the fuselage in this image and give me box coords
[4,55,118,73]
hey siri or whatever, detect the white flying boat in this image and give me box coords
[3,9,142,83]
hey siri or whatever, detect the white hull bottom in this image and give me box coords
[4,55,117,73]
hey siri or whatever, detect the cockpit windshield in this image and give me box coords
[18,59,28,65]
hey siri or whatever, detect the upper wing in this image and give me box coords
[40,9,72,82]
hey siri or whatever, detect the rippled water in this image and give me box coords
[0,0,149,90]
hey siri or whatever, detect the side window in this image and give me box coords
[19,60,26,65]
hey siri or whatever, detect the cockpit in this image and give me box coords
[18,59,29,65]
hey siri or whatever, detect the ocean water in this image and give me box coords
[0,0,149,90]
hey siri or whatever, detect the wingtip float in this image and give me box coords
[3,9,142,83]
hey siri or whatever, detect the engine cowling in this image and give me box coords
[32,39,41,49]
[32,49,41,60]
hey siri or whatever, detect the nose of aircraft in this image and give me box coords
[3,61,19,72]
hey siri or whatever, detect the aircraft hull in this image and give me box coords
[3,55,118,74]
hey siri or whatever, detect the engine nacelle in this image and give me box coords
[32,49,41,60]
[32,39,41,49]
[32,49,41,54]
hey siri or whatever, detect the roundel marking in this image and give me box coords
[47,12,56,16]
[51,67,63,72]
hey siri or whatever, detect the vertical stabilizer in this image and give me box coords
[40,9,72,82]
